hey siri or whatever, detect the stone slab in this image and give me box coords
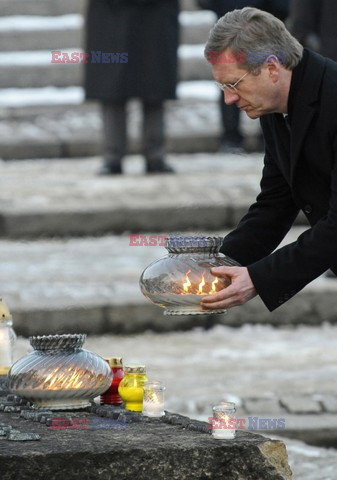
[0,49,212,89]
[0,0,199,16]
[0,0,86,16]
[0,98,221,159]
[0,410,292,480]
[280,397,322,415]
[0,28,82,53]
[0,11,216,52]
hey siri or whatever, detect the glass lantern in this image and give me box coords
[140,235,239,315]
[8,334,112,410]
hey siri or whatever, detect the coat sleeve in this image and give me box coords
[220,142,299,266]
[248,134,337,311]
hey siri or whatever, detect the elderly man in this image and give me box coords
[201,7,337,312]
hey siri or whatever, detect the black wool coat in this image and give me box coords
[220,49,337,311]
[289,0,337,61]
[84,0,179,102]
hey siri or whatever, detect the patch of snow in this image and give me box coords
[179,10,217,26]
[0,87,84,107]
[0,15,83,32]
[0,49,82,65]
[0,81,218,108]
[179,44,205,59]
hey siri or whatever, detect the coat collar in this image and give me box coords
[289,49,327,183]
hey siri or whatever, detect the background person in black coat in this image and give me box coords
[200,7,337,312]
[84,0,179,174]
[288,0,337,61]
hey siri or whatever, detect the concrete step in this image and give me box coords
[1,226,336,336]
[0,83,263,160]
[0,153,308,237]
[0,11,216,52]
[0,44,212,89]
[0,0,199,16]
[0,89,223,160]
[0,0,86,16]
[0,154,263,237]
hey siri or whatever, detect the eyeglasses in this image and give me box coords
[215,71,249,93]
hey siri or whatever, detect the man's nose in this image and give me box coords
[224,89,240,105]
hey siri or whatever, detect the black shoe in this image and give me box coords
[98,163,122,175]
[146,160,174,174]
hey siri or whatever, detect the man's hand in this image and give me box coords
[201,266,257,310]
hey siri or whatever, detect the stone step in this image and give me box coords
[0,81,219,117]
[0,94,221,160]
[0,0,86,16]
[0,0,199,16]
[0,84,263,160]
[0,154,307,237]
[0,11,216,52]
[0,154,263,238]
[0,44,212,89]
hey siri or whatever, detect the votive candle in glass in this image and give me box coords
[212,402,236,439]
[142,381,165,418]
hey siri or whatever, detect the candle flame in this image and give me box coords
[182,270,221,295]
[42,367,84,390]
[198,273,206,294]
[210,276,219,293]
[183,270,192,292]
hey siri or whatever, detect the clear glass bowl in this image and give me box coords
[140,236,239,315]
[8,334,112,410]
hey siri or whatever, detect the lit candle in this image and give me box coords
[0,326,12,375]
[142,381,165,418]
[212,403,236,440]
[0,298,15,376]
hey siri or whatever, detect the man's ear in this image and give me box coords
[266,54,281,81]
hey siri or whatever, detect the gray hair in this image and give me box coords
[204,7,303,74]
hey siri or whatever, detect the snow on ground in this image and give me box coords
[0,15,83,31]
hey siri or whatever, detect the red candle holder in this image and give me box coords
[100,357,124,405]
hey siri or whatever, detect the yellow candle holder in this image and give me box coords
[118,365,148,412]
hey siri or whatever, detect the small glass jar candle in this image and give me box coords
[100,357,124,405]
[212,402,236,440]
[0,298,16,376]
[142,381,165,418]
[118,365,148,412]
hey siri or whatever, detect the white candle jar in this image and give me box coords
[140,236,239,316]
[212,402,237,439]
[142,381,165,417]
[0,298,16,376]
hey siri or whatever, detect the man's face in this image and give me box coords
[212,49,282,119]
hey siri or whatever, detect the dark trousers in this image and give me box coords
[101,100,165,166]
